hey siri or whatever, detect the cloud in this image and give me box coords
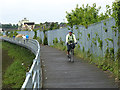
[0,0,115,24]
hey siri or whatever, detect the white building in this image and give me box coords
[18,18,35,30]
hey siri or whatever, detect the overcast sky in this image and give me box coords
[0,0,115,24]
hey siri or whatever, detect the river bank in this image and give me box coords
[2,41,35,89]
[2,49,14,75]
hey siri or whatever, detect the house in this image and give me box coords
[18,18,35,30]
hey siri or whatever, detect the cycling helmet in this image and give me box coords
[69,30,73,33]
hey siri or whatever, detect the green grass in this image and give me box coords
[51,43,67,51]
[2,41,35,88]
[75,48,119,79]
[0,33,3,36]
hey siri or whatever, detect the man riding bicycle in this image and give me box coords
[66,30,77,57]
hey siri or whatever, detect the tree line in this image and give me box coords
[66,3,116,29]
[2,24,18,30]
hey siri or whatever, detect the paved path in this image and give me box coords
[41,46,118,88]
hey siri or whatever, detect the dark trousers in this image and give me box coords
[67,43,75,52]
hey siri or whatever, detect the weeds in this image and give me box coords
[2,41,35,88]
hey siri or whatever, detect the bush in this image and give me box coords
[37,37,42,44]
[9,31,14,37]
[59,37,64,45]
[13,31,18,36]
[0,32,3,36]
[43,34,48,45]
[53,38,58,44]
[5,31,9,36]
[33,30,37,39]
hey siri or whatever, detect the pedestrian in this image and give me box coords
[13,35,15,40]
[26,35,29,42]
[22,35,26,44]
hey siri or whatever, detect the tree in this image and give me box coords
[13,31,18,36]
[43,33,48,45]
[49,22,54,30]
[33,30,37,39]
[66,3,111,28]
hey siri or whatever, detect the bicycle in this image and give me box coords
[67,43,75,63]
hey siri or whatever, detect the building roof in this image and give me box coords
[24,22,35,25]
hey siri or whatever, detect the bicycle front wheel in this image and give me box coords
[71,49,74,62]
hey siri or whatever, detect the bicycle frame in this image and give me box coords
[68,43,74,62]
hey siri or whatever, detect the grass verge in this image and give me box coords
[2,41,35,89]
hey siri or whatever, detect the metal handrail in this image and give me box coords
[2,37,42,89]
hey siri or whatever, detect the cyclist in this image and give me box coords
[66,30,77,57]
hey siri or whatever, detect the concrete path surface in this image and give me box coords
[41,46,118,89]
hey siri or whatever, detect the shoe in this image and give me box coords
[67,54,69,58]
[69,58,71,62]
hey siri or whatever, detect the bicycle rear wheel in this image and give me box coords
[71,49,74,62]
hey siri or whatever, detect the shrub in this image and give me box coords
[53,38,58,44]
[33,30,37,39]
[59,37,64,45]
[43,34,48,45]
[37,37,42,44]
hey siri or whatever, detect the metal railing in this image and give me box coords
[2,37,42,89]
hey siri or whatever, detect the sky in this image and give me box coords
[0,0,115,24]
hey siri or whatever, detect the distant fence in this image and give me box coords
[45,18,118,58]
[5,17,118,59]
[2,37,42,89]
